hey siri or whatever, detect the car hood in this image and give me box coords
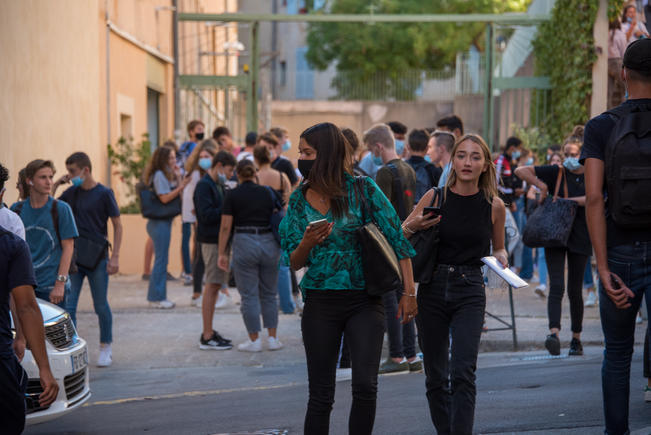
[36,298,66,322]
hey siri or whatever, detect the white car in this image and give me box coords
[12,298,91,425]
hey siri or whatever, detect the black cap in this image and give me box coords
[245,131,258,146]
[623,39,651,74]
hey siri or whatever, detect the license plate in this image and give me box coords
[71,348,88,373]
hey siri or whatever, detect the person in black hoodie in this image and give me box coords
[194,150,236,350]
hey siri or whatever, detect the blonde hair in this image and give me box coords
[184,139,218,174]
[362,123,395,150]
[445,133,499,204]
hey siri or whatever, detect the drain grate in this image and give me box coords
[517,354,569,361]
[211,430,288,435]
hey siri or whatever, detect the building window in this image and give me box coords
[147,88,160,150]
[287,0,306,14]
[295,47,314,99]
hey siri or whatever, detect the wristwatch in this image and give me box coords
[56,275,68,283]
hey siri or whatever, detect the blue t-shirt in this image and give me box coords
[581,99,651,247]
[358,153,381,180]
[0,226,37,357]
[437,162,452,188]
[11,197,78,290]
[152,170,175,195]
[59,183,120,237]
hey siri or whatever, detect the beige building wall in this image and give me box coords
[0,0,102,206]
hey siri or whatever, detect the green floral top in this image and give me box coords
[279,174,415,291]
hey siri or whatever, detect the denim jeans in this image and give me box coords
[417,264,486,435]
[231,232,280,333]
[181,222,192,275]
[66,257,113,344]
[35,281,69,309]
[302,290,385,435]
[277,264,295,314]
[600,241,651,435]
[536,248,548,286]
[146,218,173,302]
[382,288,416,359]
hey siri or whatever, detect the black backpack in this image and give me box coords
[409,160,435,204]
[605,104,651,229]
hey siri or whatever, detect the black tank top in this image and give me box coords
[436,189,493,266]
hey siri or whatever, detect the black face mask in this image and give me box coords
[298,159,315,179]
[195,132,205,141]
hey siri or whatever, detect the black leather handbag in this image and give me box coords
[522,168,578,248]
[137,180,182,220]
[354,177,402,296]
[409,188,441,284]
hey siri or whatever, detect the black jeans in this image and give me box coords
[0,354,28,435]
[416,265,486,435]
[544,247,588,333]
[302,290,385,435]
[383,287,417,359]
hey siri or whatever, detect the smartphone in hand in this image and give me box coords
[423,207,441,219]
[309,218,328,229]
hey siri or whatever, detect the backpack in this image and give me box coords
[409,160,435,204]
[386,163,411,221]
[605,104,651,229]
[13,199,78,274]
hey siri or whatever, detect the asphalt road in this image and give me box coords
[25,346,651,435]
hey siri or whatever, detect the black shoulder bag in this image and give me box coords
[354,177,402,296]
[408,187,442,284]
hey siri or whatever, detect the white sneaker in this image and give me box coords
[149,300,175,309]
[267,336,283,351]
[584,291,597,307]
[534,284,547,298]
[215,292,232,309]
[191,295,202,307]
[237,338,262,352]
[97,344,112,367]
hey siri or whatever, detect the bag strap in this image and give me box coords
[354,176,372,226]
[386,163,407,221]
[552,167,564,201]
[428,187,442,207]
[51,198,62,245]
[14,201,24,215]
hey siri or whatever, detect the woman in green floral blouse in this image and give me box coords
[279,122,416,435]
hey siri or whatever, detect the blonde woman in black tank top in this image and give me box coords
[402,134,508,435]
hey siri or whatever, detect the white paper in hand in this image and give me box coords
[481,256,529,289]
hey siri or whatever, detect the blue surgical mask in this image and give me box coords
[372,154,383,166]
[511,151,521,160]
[424,155,432,163]
[627,16,633,23]
[525,157,534,166]
[199,158,212,170]
[395,140,405,156]
[218,173,227,184]
[282,140,291,152]
[563,157,581,171]
[71,175,84,187]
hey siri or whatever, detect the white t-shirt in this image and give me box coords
[0,206,26,240]
[181,170,201,223]
[237,150,254,162]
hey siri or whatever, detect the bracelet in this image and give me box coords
[405,293,416,297]
[402,223,415,234]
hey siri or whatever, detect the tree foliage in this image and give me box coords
[107,134,152,214]
[306,0,529,100]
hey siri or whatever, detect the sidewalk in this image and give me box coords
[72,274,647,371]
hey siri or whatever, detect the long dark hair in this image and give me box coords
[300,122,353,218]
[622,5,636,24]
[143,145,175,182]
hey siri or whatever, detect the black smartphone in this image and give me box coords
[423,207,441,218]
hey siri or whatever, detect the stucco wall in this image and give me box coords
[0,0,102,205]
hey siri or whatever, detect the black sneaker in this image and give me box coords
[545,333,561,356]
[199,330,233,350]
[212,330,232,345]
[568,338,583,356]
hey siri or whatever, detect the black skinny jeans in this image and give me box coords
[544,247,588,333]
[416,265,486,435]
[383,287,417,359]
[302,290,385,435]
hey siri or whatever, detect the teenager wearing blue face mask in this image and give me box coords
[55,152,122,367]
[183,140,218,303]
[622,5,649,45]
[387,121,408,158]
[515,127,591,357]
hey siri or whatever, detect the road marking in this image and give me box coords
[83,382,301,407]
